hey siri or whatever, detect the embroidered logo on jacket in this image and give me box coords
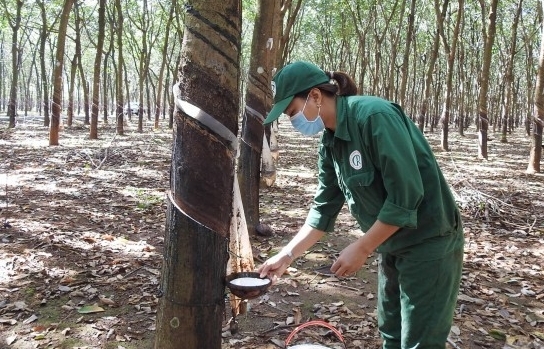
[349,150,363,170]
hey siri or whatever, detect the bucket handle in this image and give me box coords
[285,320,346,348]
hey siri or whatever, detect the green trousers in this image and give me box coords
[377,241,464,349]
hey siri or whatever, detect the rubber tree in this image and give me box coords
[238,0,280,236]
[437,0,464,151]
[418,29,440,132]
[74,1,90,126]
[125,0,153,133]
[398,0,416,108]
[476,0,498,159]
[114,0,124,135]
[49,0,74,145]
[416,1,444,132]
[90,0,106,140]
[500,0,523,143]
[154,0,242,348]
[37,0,59,127]
[67,52,78,127]
[521,11,540,136]
[276,0,303,68]
[102,3,116,125]
[527,0,544,174]
[154,0,176,129]
[3,0,24,128]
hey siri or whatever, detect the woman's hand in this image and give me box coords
[330,221,399,278]
[257,224,325,283]
[330,240,370,278]
[257,251,293,284]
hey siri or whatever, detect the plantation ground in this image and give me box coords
[0,115,543,349]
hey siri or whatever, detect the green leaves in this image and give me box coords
[77,305,105,314]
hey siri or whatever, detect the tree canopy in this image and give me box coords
[0,0,540,134]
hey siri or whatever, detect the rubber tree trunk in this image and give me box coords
[398,0,416,108]
[74,1,90,126]
[37,0,51,127]
[114,0,124,135]
[154,0,175,129]
[90,0,106,140]
[67,56,77,126]
[418,0,442,133]
[154,1,241,348]
[477,0,498,159]
[438,0,463,151]
[527,0,544,174]
[137,0,150,133]
[7,0,23,129]
[238,0,279,235]
[49,0,74,145]
[500,0,522,143]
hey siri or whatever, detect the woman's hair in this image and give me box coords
[295,70,358,99]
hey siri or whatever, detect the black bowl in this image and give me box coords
[225,272,271,299]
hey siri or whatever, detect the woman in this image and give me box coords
[258,61,464,349]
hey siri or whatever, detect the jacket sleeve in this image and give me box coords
[305,142,345,232]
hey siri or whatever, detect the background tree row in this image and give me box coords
[0,0,541,146]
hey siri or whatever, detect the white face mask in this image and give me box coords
[290,95,325,136]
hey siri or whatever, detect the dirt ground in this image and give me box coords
[0,115,543,349]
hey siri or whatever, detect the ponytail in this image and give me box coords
[311,71,358,97]
[328,71,358,96]
[294,69,358,99]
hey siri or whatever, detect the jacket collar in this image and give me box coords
[323,96,351,146]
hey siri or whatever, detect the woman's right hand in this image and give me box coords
[257,251,293,284]
[257,224,325,283]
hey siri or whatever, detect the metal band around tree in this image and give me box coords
[175,98,238,152]
[245,105,265,122]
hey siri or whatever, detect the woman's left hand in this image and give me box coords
[330,240,370,278]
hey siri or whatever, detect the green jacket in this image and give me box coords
[305,96,463,259]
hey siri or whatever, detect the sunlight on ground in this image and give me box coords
[0,137,49,149]
[277,169,315,178]
[0,253,12,283]
[0,169,45,187]
[86,169,122,180]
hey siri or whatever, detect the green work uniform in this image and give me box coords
[305,95,464,348]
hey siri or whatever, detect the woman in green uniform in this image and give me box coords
[257,61,464,349]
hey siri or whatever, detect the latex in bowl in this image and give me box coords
[225,272,271,300]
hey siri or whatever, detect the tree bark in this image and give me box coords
[6,0,23,128]
[115,0,124,135]
[49,0,74,145]
[74,1,90,126]
[238,0,279,237]
[137,0,150,133]
[345,0,372,93]
[438,0,463,151]
[154,0,175,129]
[102,5,116,125]
[418,1,444,132]
[386,0,406,101]
[458,43,466,136]
[90,0,106,139]
[37,0,54,127]
[398,0,416,108]
[477,0,498,159]
[67,55,77,127]
[527,0,544,174]
[500,0,522,143]
[276,0,303,67]
[154,1,241,348]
